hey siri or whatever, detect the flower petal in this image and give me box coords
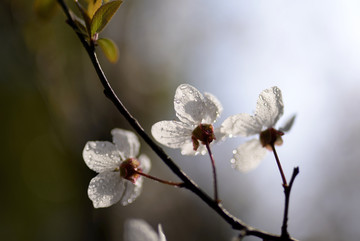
[174,84,207,125]
[124,219,159,241]
[87,171,124,208]
[231,139,267,172]
[83,141,121,173]
[138,154,151,174]
[120,178,143,206]
[180,141,207,155]
[255,86,284,128]
[203,92,223,123]
[111,128,140,158]
[220,113,262,137]
[279,114,296,132]
[158,224,167,241]
[151,120,193,149]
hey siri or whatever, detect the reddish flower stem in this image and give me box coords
[135,170,185,188]
[271,144,287,186]
[205,143,219,202]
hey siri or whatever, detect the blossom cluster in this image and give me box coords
[83,84,294,208]
[152,84,294,171]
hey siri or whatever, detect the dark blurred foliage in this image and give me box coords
[0,0,238,240]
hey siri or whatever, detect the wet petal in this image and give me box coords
[203,92,223,123]
[231,139,267,172]
[151,120,193,148]
[221,113,262,137]
[279,114,296,132]
[120,178,143,206]
[138,154,151,174]
[174,84,207,125]
[255,86,284,128]
[124,219,160,241]
[87,171,124,208]
[83,141,121,173]
[180,141,207,155]
[111,128,140,158]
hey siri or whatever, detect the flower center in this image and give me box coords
[119,158,142,183]
[259,128,284,150]
[191,124,216,151]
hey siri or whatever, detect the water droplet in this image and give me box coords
[201,150,206,155]
[88,154,92,159]
[95,150,100,154]
[180,85,187,90]
[175,100,181,104]
[105,153,109,157]
[232,150,237,154]
[230,158,236,164]
[228,134,233,138]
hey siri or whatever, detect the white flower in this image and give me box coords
[83,128,151,208]
[221,86,295,172]
[124,219,167,241]
[151,84,223,155]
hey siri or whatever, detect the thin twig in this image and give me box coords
[205,143,219,202]
[281,167,299,239]
[56,1,299,240]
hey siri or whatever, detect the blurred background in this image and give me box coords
[1,0,360,240]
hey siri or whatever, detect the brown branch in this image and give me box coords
[56,1,299,240]
[281,167,300,239]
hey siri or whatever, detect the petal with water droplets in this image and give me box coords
[221,113,262,137]
[174,84,207,125]
[87,171,124,208]
[255,86,284,128]
[231,139,267,172]
[203,92,223,123]
[151,120,192,149]
[83,141,121,173]
[120,178,143,206]
[111,128,140,158]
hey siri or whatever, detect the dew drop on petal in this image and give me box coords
[201,150,206,155]
[175,100,181,104]
[180,85,187,90]
[230,158,236,164]
[228,134,233,138]
[232,149,237,154]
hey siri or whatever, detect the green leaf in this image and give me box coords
[97,38,119,63]
[87,0,103,18]
[75,0,92,36]
[90,0,122,37]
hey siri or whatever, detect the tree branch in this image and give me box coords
[281,167,300,239]
[56,1,299,240]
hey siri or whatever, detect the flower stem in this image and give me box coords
[205,143,219,202]
[271,144,287,186]
[135,170,185,188]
